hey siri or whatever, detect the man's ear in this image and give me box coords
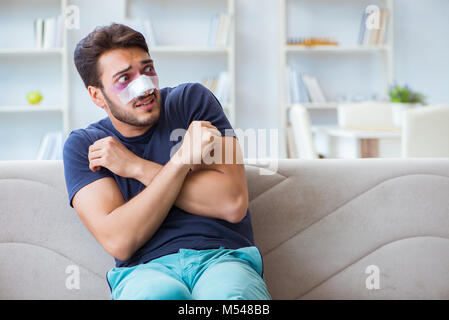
[88,86,107,109]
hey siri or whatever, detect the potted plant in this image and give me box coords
[388,83,426,127]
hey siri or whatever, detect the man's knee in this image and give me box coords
[192,261,271,300]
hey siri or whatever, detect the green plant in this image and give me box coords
[388,83,426,104]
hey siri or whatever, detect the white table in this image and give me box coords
[311,125,402,159]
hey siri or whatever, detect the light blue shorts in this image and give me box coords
[106,246,271,300]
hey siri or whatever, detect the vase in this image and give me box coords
[391,103,419,127]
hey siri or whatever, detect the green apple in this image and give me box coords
[27,91,43,105]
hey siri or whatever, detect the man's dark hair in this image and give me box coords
[74,23,149,89]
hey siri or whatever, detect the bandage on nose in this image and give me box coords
[117,75,159,105]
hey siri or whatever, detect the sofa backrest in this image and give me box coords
[1,159,449,299]
[0,160,113,299]
[248,158,449,299]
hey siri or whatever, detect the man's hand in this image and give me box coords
[173,120,222,167]
[73,145,192,261]
[88,136,141,178]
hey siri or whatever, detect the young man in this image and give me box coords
[63,23,271,300]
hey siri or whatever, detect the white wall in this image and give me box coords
[394,0,449,105]
[62,0,449,157]
[235,0,279,130]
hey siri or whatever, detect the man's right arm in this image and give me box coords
[72,155,191,261]
[70,120,216,261]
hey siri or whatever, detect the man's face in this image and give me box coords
[97,47,161,127]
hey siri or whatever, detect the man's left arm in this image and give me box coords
[133,135,248,223]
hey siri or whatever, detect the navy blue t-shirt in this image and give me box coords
[63,83,255,268]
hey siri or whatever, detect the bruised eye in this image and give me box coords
[144,65,154,74]
[118,75,129,83]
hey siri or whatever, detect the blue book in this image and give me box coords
[358,11,368,45]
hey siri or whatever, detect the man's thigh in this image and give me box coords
[109,265,192,300]
[191,260,271,300]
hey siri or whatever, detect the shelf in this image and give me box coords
[149,46,230,54]
[0,105,63,113]
[311,125,401,139]
[290,101,398,110]
[285,45,391,53]
[0,48,64,56]
[0,0,70,161]
[289,102,340,109]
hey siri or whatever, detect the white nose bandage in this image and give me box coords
[117,75,159,105]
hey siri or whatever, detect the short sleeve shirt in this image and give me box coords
[62,83,255,268]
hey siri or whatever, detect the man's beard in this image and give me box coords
[102,89,158,127]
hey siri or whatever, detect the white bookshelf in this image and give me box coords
[0,0,70,160]
[0,48,65,56]
[301,102,340,109]
[0,105,63,113]
[148,46,231,54]
[122,0,236,127]
[279,0,394,158]
[285,44,391,53]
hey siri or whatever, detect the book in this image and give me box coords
[376,10,389,44]
[213,71,230,106]
[43,17,56,49]
[143,19,157,47]
[215,14,225,46]
[359,7,389,46]
[55,14,63,48]
[358,12,368,45]
[51,131,63,160]
[220,14,232,47]
[297,73,310,103]
[208,14,219,46]
[122,18,157,47]
[34,18,44,49]
[285,67,292,104]
[288,67,300,103]
[202,73,229,106]
[209,13,231,47]
[36,131,64,160]
[36,132,53,160]
[287,68,313,104]
[302,74,326,103]
[34,15,64,49]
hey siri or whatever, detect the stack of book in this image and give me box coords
[202,71,230,106]
[208,13,232,47]
[202,77,219,93]
[287,37,338,47]
[287,67,327,104]
[358,7,389,46]
[36,131,64,160]
[34,15,64,49]
[143,19,157,47]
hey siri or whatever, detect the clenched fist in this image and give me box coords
[173,120,222,168]
[88,136,140,178]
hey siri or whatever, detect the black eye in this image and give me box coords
[118,75,129,83]
[144,66,153,73]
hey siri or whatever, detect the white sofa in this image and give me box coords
[0,159,448,299]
